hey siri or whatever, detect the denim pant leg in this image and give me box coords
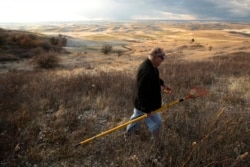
[145,112,162,134]
[126,108,144,134]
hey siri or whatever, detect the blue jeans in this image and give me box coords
[126,108,162,135]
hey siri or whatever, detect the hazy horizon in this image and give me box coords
[1,19,249,25]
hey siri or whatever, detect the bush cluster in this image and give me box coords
[0,29,66,62]
[32,51,60,69]
[101,44,113,54]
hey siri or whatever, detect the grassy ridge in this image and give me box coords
[0,28,67,62]
[0,52,249,166]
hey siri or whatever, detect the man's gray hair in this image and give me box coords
[149,47,166,57]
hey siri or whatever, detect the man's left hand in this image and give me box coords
[162,85,172,94]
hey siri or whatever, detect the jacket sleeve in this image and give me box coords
[159,78,164,86]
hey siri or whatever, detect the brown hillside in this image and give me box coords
[0,28,67,61]
[0,21,249,166]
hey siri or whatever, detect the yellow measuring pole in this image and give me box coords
[75,96,189,146]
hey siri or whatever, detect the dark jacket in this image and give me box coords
[133,59,164,113]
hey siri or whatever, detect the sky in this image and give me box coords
[0,0,250,23]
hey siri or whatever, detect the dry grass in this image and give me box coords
[0,51,249,166]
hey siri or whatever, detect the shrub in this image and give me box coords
[50,37,59,45]
[18,35,37,48]
[39,42,52,51]
[209,46,213,51]
[101,44,112,55]
[0,36,6,46]
[33,51,60,69]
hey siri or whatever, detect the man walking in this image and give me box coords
[125,47,172,141]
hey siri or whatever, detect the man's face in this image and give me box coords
[153,56,164,67]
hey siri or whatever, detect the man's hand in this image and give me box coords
[162,85,172,94]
